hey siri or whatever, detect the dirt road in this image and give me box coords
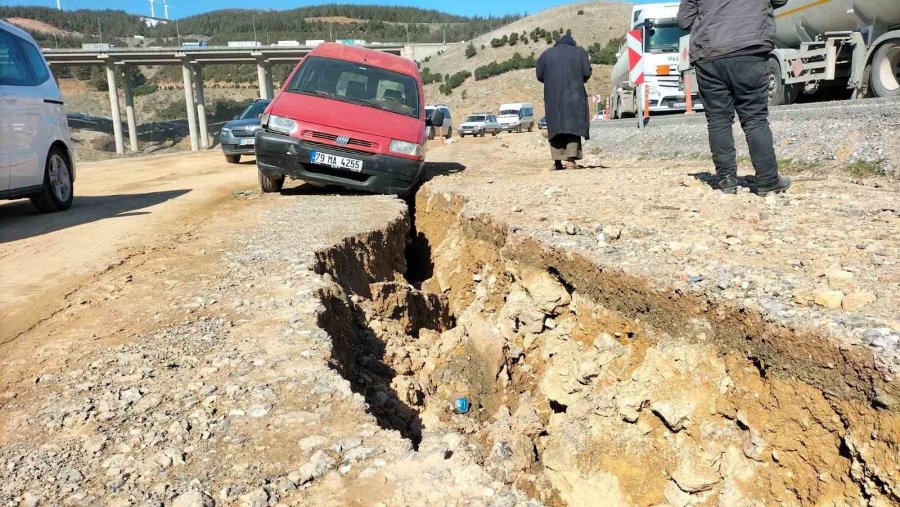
[1,133,897,506]
[0,152,260,347]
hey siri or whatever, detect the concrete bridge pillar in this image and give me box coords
[257,60,274,100]
[193,65,209,149]
[122,65,139,153]
[105,60,125,155]
[181,60,199,152]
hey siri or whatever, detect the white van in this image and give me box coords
[1,20,75,212]
[497,102,535,133]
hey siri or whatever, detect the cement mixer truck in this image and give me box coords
[678,0,900,106]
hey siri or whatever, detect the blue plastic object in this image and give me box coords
[454,397,470,414]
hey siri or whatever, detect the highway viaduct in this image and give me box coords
[42,44,405,155]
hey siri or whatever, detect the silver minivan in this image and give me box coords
[0,20,75,212]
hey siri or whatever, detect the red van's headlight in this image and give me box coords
[389,139,423,157]
[265,114,298,136]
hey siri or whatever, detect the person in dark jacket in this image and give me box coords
[536,34,592,171]
[678,0,792,196]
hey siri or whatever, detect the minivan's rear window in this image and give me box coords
[286,56,420,119]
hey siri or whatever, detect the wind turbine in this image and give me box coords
[148,0,156,18]
[162,0,171,20]
[56,0,61,9]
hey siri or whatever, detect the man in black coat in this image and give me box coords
[536,34,592,171]
[678,0,792,196]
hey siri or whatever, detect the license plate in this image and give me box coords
[309,151,363,172]
[671,102,686,108]
[238,138,255,146]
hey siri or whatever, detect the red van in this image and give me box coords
[255,43,443,197]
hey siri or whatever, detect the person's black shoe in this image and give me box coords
[719,175,738,194]
[757,176,792,197]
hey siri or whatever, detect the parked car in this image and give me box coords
[538,117,547,130]
[0,20,75,213]
[219,98,271,163]
[497,102,535,133]
[255,42,442,197]
[458,113,500,137]
[425,104,452,140]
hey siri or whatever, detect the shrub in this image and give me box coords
[509,32,519,46]
[465,42,477,58]
[420,67,442,85]
[473,52,537,81]
[577,9,584,15]
[133,82,158,96]
[587,36,625,65]
[439,70,471,95]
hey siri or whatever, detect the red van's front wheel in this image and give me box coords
[258,169,284,193]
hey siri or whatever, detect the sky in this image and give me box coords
[3,0,642,19]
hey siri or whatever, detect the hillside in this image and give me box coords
[0,5,520,47]
[423,66,615,123]
[421,2,632,122]
[422,2,632,76]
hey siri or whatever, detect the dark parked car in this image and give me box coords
[538,116,547,130]
[219,99,271,164]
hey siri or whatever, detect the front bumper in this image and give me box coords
[255,131,424,196]
[221,143,257,155]
[220,131,259,155]
[648,93,704,112]
[459,126,484,135]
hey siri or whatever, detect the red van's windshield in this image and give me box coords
[285,56,420,119]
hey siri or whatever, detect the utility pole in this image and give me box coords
[176,19,181,46]
[252,17,258,45]
[98,19,103,44]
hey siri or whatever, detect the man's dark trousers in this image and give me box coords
[695,55,779,186]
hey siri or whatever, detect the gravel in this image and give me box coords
[589,97,900,177]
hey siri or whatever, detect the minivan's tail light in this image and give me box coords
[389,139,424,158]
[266,114,298,136]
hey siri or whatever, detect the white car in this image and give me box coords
[1,20,75,213]
[459,113,501,137]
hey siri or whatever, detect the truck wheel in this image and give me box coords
[225,154,241,164]
[870,41,900,98]
[766,58,798,106]
[30,147,74,213]
[258,169,284,193]
[445,127,452,139]
[527,123,533,132]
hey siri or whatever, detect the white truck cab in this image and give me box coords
[610,3,702,118]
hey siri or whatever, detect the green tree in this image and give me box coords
[465,42,477,58]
